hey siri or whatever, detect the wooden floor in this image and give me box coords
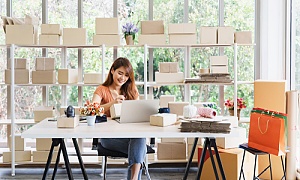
[0,165,198,180]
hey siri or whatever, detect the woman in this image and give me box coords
[92,57,146,180]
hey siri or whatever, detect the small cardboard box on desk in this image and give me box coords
[150,113,177,127]
[57,115,79,128]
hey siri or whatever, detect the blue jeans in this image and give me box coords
[100,138,146,180]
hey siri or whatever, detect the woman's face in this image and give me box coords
[111,66,130,87]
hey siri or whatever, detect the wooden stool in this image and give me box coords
[239,143,286,180]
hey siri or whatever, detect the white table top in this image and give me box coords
[22,118,239,139]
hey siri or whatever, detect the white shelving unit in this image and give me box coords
[4,43,254,175]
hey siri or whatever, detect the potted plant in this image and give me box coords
[80,100,104,126]
[122,22,139,45]
[224,97,247,119]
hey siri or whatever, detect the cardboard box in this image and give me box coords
[169,34,197,45]
[187,138,203,145]
[159,62,179,73]
[210,56,228,66]
[168,102,189,116]
[58,69,78,84]
[138,34,166,45]
[210,65,228,73]
[60,106,81,116]
[6,25,36,45]
[5,69,30,84]
[93,35,121,46]
[258,154,285,180]
[218,26,234,44]
[35,57,55,71]
[161,138,185,143]
[150,113,177,127]
[57,115,79,128]
[110,103,122,119]
[41,24,62,35]
[198,147,254,180]
[254,80,286,113]
[200,27,218,44]
[7,134,25,151]
[33,106,55,122]
[159,95,176,108]
[36,138,59,151]
[169,62,179,73]
[168,23,196,34]
[216,128,247,149]
[188,144,198,160]
[84,73,106,84]
[234,31,252,44]
[3,150,31,163]
[32,70,56,84]
[63,28,86,45]
[95,18,119,35]
[155,72,184,83]
[33,150,58,163]
[7,58,27,69]
[159,62,170,73]
[157,142,186,160]
[141,20,164,34]
[39,34,61,45]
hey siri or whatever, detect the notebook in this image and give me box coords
[115,99,159,123]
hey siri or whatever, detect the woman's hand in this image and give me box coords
[111,89,125,103]
[114,95,125,103]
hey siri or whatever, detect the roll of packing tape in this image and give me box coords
[183,105,197,118]
[197,107,216,118]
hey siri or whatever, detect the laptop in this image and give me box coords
[115,99,159,123]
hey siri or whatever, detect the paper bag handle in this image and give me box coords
[258,117,269,134]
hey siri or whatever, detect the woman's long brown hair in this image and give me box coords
[102,57,138,100]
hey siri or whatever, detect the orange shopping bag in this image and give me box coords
[248,109,286,156]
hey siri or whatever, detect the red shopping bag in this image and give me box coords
[248,109,286,156]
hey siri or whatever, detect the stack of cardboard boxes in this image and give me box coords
[93,18,121,46]
[155,62,184,83]
[32,57,56,84]
[3,134,31,163]
[5,58,30,84]
[210,56,228,73]
[168,23,197,45]
[39,24,62,45]
[33,138,58,163]
[139,20,166,45]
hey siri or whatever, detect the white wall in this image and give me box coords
[259,0,286,80]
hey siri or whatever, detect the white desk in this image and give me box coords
[22,118,236,138]
[22,119,238,180]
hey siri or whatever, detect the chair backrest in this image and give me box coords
[96,142,155,157]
